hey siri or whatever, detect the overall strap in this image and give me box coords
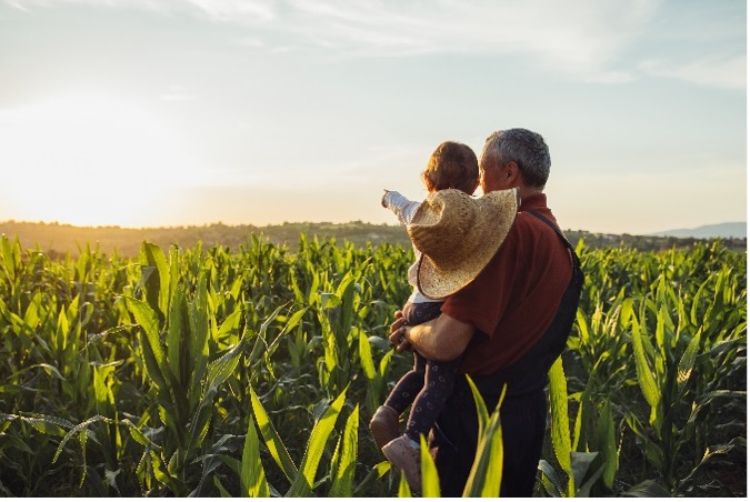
[526,210,571,248]
[526,210,581,267]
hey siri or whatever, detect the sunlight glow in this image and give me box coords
[1,94,201,226]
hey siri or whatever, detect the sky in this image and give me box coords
[0,0,745,234]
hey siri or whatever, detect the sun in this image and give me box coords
[0,94,200,227]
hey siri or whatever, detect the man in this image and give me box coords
[389,128,583,496]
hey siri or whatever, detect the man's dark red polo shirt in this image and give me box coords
[441,192,573,375]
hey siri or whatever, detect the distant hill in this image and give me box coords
[0,220,412,257]
[650,222,746,239]
[0,220,746,258]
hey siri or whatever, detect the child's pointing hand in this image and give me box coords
[381,189,392,208]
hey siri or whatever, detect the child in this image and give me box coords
[371,141,479,491]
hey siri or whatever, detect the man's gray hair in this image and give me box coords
[483,128,551,188]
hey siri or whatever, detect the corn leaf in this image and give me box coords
[465,375,489,437]
[288,387,348,496]
[419,434,440,497]
[240,407,269,497]
[249,388,298,482]
[548,356,574,496]
[630,309,660,409]
[462,382,506,497]
[125,297,166,370]
[398,471,412,497]
[595,401,618,489]
[677,329,702,396]
[359,331,376,380]
[166,289,186,386]
[330,405,359,497]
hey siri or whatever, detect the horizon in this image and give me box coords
[1,217,746,238]
[1,0,746,235]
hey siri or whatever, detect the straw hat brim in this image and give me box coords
[416,189,518,299]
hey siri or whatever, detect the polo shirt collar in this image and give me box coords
[519,192,547,212]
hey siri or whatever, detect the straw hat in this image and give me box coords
[407,188,518,299]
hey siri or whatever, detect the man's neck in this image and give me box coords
[518,186,543,201]
[484,182,543,200]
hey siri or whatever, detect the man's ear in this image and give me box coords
[505,160,520,181]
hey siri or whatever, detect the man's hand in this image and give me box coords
[388,310,412,352]
[397,311,475,361]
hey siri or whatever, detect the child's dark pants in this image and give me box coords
[383,301,461,442]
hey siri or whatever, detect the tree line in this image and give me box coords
[0,220,745,258]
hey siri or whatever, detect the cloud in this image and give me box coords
[236,36,265,48]
[4,0,658,73]
[159,85,197,102]
[638,55,746,90]
[183,0,274,23]
[7,0,745,90]
[271,0,661,81]
[4,0,30,12]
[582,70,636,84]
[3,0,276,21]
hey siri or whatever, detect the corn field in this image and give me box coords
[0,234,745,496]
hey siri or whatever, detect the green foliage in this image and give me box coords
[548,356,575,496]
[0,235,745,496]
[462,377,506,497]
[287,387,348,496]
[329,404,359,497]
[419,434,441,497]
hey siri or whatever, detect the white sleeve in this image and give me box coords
[382,190,422,225]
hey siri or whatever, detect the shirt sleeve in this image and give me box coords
[440,226,522,337]
[382,190,422,225]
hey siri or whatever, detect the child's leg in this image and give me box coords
[384,352,426,414]
[402,301,443,326]
[404,357,462,442]
[382,301,442,414]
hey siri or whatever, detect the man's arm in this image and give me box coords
[389,312,474,361]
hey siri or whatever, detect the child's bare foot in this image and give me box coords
[369,405,400,450]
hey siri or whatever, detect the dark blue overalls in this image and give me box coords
[429,210,584,497]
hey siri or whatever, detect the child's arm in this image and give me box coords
[382,190,421,225]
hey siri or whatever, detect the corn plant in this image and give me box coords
[0,234,745,496]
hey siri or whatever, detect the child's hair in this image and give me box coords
[422,141,479,194]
